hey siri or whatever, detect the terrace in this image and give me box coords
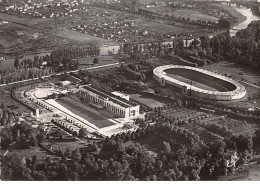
[83,84,137,108]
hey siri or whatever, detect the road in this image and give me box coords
[3,150,9,156]
[0,62,123,87]
[240,80,260,90]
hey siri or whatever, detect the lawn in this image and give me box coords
[129,93,165,108]
[56,96,116,128]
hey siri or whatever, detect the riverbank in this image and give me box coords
[214,4,247,27]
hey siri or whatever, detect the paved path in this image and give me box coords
[0,62,123,87]
[240,80,260,90]
[3,150,9,156]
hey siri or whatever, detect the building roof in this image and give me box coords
[82,84,137,108]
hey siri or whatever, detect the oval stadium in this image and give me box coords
[153,65,247,101]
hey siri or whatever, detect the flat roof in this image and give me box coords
[82,84,137,108]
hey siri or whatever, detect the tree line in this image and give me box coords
[2,116,259,181]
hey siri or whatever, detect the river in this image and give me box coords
[1,2,259,70]
[99,3,260,54]
[228,3,260,36]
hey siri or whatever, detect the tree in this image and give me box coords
[253,129,260,147]
[93,58,99,64]
[64,147,72,158]
[71,148,82,162]
[36,132,45,143]
[78,128,88,138]
[14,57,20,69]
[162,141,171,153]
[61,57,71,69]
[33,171,47,181]
[0,127,13,148]
[218,19,231,29]
[209,140,226,159]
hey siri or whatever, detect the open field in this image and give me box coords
[171,10,218,22]
[202,116,257,135]
[201,61,260,109]
[77,56,120,70]
[166,73,219,92]
[213,4,247,26]
[0,12,55,27]
[135,19,190,34]
[1,146,56,160]
[128,93,165,108]
[56,96,116,129]
[51,28,114,46]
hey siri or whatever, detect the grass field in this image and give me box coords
[77,55,120,70]
[166,73,220,92]
[135,19,186,34]
[1,146,56,160]
[172,9,218,22]
[203,116,257,135]
[128,93,165,108]
[56,96,116,128]
[213,4,247,26]
[201,61,260,109]
[52,28,113,45]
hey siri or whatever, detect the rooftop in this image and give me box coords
[82,84,137,108]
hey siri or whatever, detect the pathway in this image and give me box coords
[0,62,123,87]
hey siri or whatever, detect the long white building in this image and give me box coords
[79,84,140,118]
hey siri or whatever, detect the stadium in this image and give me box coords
[153,65,247,101]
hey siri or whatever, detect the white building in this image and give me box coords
[59,81,70,86]
[79,84,140,118]
[111,91,130,101]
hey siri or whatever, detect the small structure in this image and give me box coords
[59,81,71,86]
[111,91,130,101]
[226,151,239,168]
